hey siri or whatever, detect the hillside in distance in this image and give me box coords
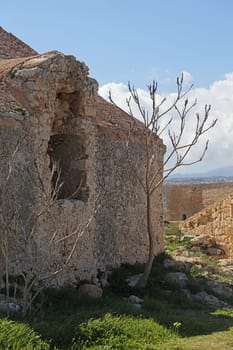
[167,165,233,183]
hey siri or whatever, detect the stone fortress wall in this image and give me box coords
[165,182,233,221]
[180,191,233,257]
[0,27,165,286]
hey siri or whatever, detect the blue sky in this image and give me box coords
[1,0,233,90]
[1,0,233,174]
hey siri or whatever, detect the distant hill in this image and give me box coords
[167,166,233,184]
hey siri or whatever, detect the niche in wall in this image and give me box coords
[48,134,89,201]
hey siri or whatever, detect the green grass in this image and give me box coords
[0,318,51,349]
[1,224,233,349]
[71,313,177,349]
[1,281,233,350]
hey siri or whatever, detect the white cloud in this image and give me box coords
[99,73,233,175]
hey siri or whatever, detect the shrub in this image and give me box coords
[0,319,51,349]
[72,313,177,349]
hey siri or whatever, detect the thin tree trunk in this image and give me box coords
[137,191,154,288]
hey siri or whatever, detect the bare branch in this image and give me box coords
[109,75,217,289]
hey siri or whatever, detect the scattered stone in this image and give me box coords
[192,291,228,308]
[128,295,144,304]
[100,278,109,288]
[0,302,21,314]
[180,234,195,242]
[190,246,200,252]
[206,280,233,299]
[222,268,233,278]
[190,234,216,248]
[78,284,103,299]
[206,247,225,256]
[219,259,233,267]
[163,259,186,271]
[165,272,188,289]
[126,274,143,288]
[167,235,178,242]
[128,295,143,309]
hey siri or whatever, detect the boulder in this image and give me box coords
[206,280,233,299]
[192,291,228,308]
[78,284,103,299]
[206,247,225,256]
[128,295,143,309]
[0,302,21,313]
[190,234,216,248]
[163,259,187,271]
[128,295,144,304]
[126,274,143,288]
[165,272,188,289]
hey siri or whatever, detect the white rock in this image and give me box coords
[126,274,143,287]
[128,295,144,304]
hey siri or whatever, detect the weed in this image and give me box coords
[189,265,203,278]
[14,105,26,115]
[73,313,177,349]
[211,308,233,318]
[0,319,51,349]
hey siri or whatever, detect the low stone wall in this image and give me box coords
[180,192,233,257]
[165,182,233,221]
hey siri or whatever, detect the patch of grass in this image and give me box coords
[189,265,203,278]
[1,248,233,350]
[0,318,51,349]
[165,223,193,254]
[181,236,193,250]
[211,308,233,318]
[166,223,182,237]
[72,313,177,349]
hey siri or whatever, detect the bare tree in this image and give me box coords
[0,150,102,315]
[110,74,217,288]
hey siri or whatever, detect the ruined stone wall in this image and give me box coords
[93,132,164,271]
[180,192,233,257]
[0,51,165,286]
[165,182,233,221]
[0,27,37,59]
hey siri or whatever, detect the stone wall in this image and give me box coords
[180,192,233,257]
[165,182,233,221]
[0,50,165,286]
[0,27,37,59]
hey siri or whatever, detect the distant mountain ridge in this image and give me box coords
[169,165,233,179]
[166,166,233,184]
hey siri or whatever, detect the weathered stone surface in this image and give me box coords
[192,291,228,308]
[180,192,233,258]
[165,272,188,288]
[190,235,216,248]
[128,295,144,304]
[206,247,225,256]
[126,274,143,288]
[206,281,233,299]
[163,259,187,271]
[0,29,165,288]
[0,27,37,59]
[165,182,233,221]
[78,284,103,299]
